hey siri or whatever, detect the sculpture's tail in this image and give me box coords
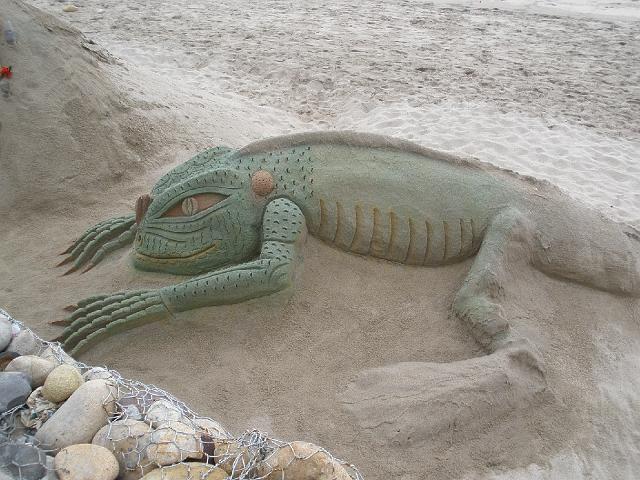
[531,202,640,298]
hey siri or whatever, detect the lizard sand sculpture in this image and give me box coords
[55,132,640,399]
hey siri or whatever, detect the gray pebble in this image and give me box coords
[0,316,11,351]
[5,356,56,388]
[7,330,40,356]
[0,372,31,413]
[0,442,47,480]
[40,346,76,368]
[82,367,114,382]
[43,455,59,480]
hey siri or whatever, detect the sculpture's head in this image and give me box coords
[133,167,275,275]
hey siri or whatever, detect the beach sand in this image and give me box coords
[1,0,639,478]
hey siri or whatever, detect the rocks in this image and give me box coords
[41,346,76,367]
[257,441,352,480]
[0,316,11,351]
[93,419,156,480]
[54,444,119,480]
[20,387,59,430]
[83,367,114,382]
[44,455,58,480]
[5,355,56,388]
[6,329,40,356]
[42,364,84,403]
[140,464,227,480]
[0,351,20,371]
[0,371,31,413]
[192,417,231,440]
[7,412,31,443]
[144,399,185,427]
[213,440,250,476]
[62,4,78,12]
[147,421,203,466]
[121,403,144,421]
[0,442,48,480]
[35,379,117,451]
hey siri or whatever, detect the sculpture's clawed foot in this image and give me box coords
[50,319,70,327]
[340,350,546,445]
[56,290,170,356]
[58,215,137,274]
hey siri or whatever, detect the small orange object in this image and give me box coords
[0,66,12,79]
[251,170,275,196]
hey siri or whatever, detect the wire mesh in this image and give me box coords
[0,307,363,480]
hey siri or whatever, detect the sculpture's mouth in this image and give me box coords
[134,241,220,262]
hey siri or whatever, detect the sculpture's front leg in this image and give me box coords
[58,198,306,355]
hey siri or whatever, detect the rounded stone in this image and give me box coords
[62,4,78,12]
[35,379,118,451]
[140,464,226,480]
[40,345,77,367]
[93,419,156,480]
[5,355,56,388]
[213,440,250,476]
[0,351,20,371]
[83,367,115,382]
[55,444,119,480]
[0,371,32,413]
[144,399,185,428]
[192,417,231,440]
[42,364,84,403]
[147,421,203,466]
[6,329,40,356]
[257,441,353,480]
[0,315,11,351]
[251,170,275,196]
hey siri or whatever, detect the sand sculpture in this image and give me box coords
[54,131,640,424]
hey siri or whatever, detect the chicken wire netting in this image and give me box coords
[0,308,362,480]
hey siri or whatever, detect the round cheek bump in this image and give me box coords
[251,170,275,196]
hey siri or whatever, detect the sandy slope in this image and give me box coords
[1,1,640,479]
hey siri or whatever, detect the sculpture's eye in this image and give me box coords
[161,193,228,218]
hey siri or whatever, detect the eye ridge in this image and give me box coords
[161,192,229,218]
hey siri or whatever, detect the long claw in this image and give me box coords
[63,304,78,312]
[50,319,70,326]
[63,266,79,276]
[82,263,96,274]
[61,243,76,255]
[57,256,74,267]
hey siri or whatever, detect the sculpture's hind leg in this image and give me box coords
[453,207,544,373]
[341,208,547,442]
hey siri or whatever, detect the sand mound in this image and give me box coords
[0,0,175,217]
[1,2,639,479]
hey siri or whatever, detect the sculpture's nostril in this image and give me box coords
[135,194,152,224]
